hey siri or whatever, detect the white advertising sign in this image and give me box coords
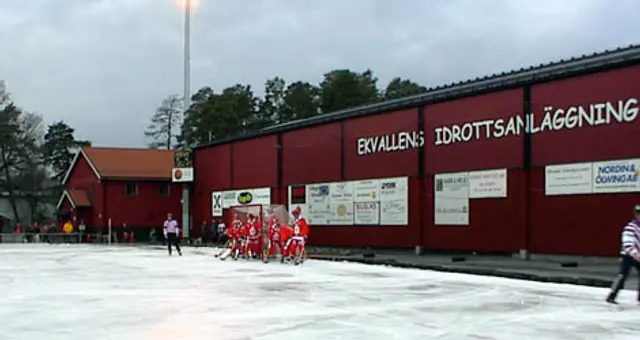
[328,182,354,225]
[353,180,380,202]
[330,202,354,225]
[291,176,409,226]
[379,177,409,225]
[222,191,237,209]
[380,200,407,225]
[592,158,640,194]
[468,169,507,198]
[434,172,469,225]
[329,182,354,203]
[221,187,271,208]
[354,202,380,225]
[211,192,223,217]
[545,163,592,196]
[172,167,194,182]
[306,183,331,225]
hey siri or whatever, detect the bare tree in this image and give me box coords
[0,81,44,222]
[145,94,183,150]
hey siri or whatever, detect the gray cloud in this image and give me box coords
[0,0,638,147]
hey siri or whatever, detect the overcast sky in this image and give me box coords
[0,0,638,147]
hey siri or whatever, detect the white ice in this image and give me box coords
[0,245,638,340]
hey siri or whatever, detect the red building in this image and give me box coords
[57,147,182,236]
[193,45,640,257]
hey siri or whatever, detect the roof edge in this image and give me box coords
[56,190,74,209]
[194,43,640,150]
[61,148,102,185]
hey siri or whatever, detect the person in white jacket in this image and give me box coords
[163,213,182,256]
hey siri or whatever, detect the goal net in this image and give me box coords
[228,204,290,233]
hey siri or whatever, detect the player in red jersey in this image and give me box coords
[279,223,293,262]
[284,207,309,265]
[243,213,262,259]
[265,213,283,262]
[229,214,245,260]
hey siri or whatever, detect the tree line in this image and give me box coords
[145,69,428,149]
[0,81,89,224]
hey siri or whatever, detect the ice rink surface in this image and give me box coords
[1,245,639,340]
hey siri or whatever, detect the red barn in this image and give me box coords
[57,147,182,237]
[192,45,640,257]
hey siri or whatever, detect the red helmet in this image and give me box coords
[292,207,301,216]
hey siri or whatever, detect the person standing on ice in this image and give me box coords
[163,213,182,256]
[606,204,640,304]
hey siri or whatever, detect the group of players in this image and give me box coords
[215,206,309,265]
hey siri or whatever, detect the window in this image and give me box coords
[125,182,138,196]
[158,183,170,197]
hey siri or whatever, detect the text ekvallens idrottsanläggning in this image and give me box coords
[356,98,638,155]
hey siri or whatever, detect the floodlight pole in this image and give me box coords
[181,0,192,239]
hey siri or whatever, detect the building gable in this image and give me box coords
[61,148,101,185]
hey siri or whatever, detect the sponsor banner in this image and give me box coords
[222,187,271,208]
[545,163,593,196]
[379,177,408,201]
[290,185,306,205]
[434,172,469,225]
[211,192,223,217]
[306,183,331,225]
[468,169,507,198]
[330,182,354,203]
[354,202,380,225]
[353,180,380,202]
[172,167,194,182]
[592,158,640,193]
[287,186,307,221]
[288,176,409,226]
[329,202,353,225]
[380,199,407,225]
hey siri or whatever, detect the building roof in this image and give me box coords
[57,189,92,209]
[195,43,640,150]
[61,147,175,184]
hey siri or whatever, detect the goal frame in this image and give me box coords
[227,204,290,231]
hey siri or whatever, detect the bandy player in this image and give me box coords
[244,213,262,259]
[266,212,286,261]
[217,214,244,260]
[229,214,244,257]
[284,206,309,264]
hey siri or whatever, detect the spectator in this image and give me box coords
[200,220,209,246]
[210,219,218,245]
[32,222,40,243]
[122,223,130,244]
[149,228,157,244]
[217,218,226,245]
[78,220,86,243]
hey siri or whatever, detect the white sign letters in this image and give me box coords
[434,98,638,146]
[357,131,425,155]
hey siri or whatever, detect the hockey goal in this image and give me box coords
[228,204,290,235]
